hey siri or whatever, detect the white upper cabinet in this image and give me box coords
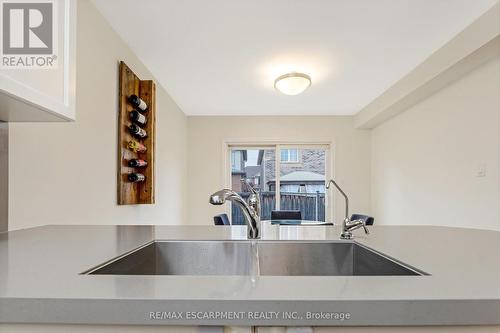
[0,0,76,122]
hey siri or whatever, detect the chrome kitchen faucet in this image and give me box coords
[326,179,369,240]
[209,188,261,239]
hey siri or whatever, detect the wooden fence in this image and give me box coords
[231,191,325,225]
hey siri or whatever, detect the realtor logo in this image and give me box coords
[1,0,57,68]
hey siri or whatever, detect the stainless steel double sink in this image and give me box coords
[85,241,426,276]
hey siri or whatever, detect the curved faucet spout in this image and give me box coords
[326,179,349,222]
[209,189,261,239]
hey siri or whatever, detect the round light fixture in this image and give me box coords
[274,72,311,95]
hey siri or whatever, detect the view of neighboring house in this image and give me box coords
[231,148,326,194]
[263,149,325,193]
[267,171,325,193]
[231,150,264,192]
[230,148,327,222]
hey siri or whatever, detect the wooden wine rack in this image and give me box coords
[117,61,155,205]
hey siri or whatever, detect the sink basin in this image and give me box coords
[85,241,425,276]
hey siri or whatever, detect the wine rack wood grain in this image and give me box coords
[118,61,155,205]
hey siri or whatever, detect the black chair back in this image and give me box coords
[213,213,230,225]
[271,210,302,220]
[350,214,374,226]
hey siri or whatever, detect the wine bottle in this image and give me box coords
[128,159,148,167]
[127,140,147,153]
[128,173,145,182]
[129,110,147,126]
[128,94,148,112]
[129,124,147,138]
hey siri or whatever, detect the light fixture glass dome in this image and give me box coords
[274,72,311,95]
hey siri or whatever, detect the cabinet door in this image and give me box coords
[0,0,76,122]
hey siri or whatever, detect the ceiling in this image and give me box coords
[92,0,498,116]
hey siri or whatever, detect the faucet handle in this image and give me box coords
[341,218,369,240]
[361,222,370,235]
[348,219,369,234]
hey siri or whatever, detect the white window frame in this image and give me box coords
[280,148,300,163]
[222,141,333,222]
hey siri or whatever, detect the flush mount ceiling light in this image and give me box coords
[274,72,311,95]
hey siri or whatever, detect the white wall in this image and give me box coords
[371,57,500,231]
[186,116,371,225]
[8,0,188,230]
[0,123,7,232]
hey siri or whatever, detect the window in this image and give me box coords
[228,145,330,224]
[228,148,275,224]
[231,151,243,171]
[280,149,299,163]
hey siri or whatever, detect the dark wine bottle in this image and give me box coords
[128,94,148,112]
[129,110,147,126]
[129,124,147,138]
[128,159,148,167]
[128,173,145,182]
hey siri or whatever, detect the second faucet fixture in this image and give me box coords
[326,179,369,240]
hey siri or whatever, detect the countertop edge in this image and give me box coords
[2,298,500,326]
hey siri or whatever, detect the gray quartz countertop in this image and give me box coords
[0,224,499,326]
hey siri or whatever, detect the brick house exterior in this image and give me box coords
[263,149,325,191]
